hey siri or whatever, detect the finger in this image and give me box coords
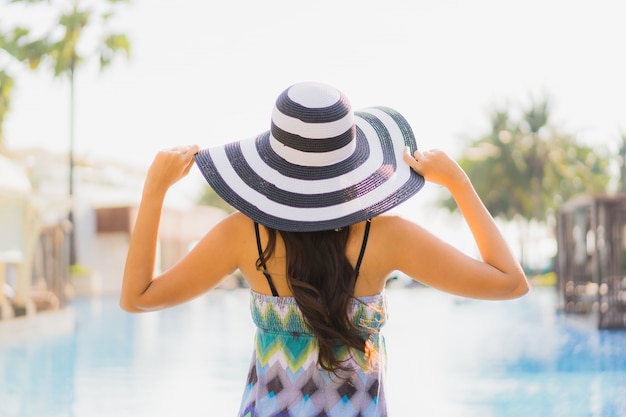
[180,144,200,158]
[170,145,185,153]
[181,154,196,172]
[182,160,195,176]
[183,145,200,171]
[403,148,421,173]
[403,147,416,164]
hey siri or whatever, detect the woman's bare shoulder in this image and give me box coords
[373,213,417,233]
[205,211,254,241]
[223,210,251,226]
[371,214,434,252]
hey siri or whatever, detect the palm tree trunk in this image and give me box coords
[68,65,76,265]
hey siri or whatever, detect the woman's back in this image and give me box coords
[237,215,392,298]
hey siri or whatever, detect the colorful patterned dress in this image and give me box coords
[237,291,388,417]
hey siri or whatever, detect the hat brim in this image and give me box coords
[195,106,425,232]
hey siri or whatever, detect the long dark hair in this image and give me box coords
[256,226,369,373]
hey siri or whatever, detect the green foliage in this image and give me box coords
[100,33,130,68]
[443,98,611,224]
[0,0,131,148]
[40,1,131,77]
[69,263,91,277]
[0,70,15,148]
[618,132,626,193]
[0,27,49,70]
[197,186,236,214]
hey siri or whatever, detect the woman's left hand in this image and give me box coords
[144,144,200,194]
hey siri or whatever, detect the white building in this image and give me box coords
[0,154,48,318]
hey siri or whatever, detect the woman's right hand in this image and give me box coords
[144,144,200,194]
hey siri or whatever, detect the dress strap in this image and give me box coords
[254,222,279,297]
[354,219,372,279]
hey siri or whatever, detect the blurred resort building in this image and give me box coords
[556,194,626,329]
[0,150,227,321]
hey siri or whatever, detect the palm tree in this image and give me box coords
[523,99,550,221]
[443,96,611,268]
[26,0,130,263]
[451,98,610,222]
[0,26,50,150]
[2,0,130,262]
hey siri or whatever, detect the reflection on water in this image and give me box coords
[0,286,625,417]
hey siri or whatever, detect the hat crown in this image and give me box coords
[270,82,356,166]
[287,82,342,109]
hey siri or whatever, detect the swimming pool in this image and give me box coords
[1,286,625,416]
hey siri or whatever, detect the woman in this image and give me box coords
[121,82,529,416]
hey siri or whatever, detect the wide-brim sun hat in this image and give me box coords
[194,81,425,232]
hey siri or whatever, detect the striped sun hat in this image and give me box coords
[194,82,425,232]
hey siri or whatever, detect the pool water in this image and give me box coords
[0,286,625,417]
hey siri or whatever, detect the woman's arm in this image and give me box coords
[392,148,529,300]
[120,145,240,312]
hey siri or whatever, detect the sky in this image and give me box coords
[1,0,625,262]
[2,0,625,166]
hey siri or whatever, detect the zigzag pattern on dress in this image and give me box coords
[251,291,387,333]
[238,291,388,417]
